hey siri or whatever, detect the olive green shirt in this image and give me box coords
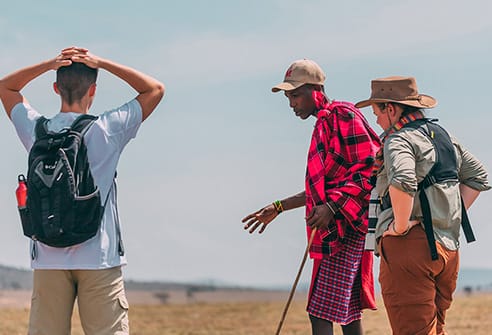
[375,126,490,250]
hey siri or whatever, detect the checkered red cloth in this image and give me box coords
[304,93,380,314]
[305,96,381,258]
[307,227,368,324]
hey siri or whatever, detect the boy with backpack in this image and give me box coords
[0,47,164,334]
[242,59,380,335]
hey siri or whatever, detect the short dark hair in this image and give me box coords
[56,63,98,105]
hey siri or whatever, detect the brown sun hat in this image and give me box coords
[271,59,326,92]
[355,76,437,109]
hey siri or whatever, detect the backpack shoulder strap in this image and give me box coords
[404,118,475,259]
[402,118,434,132]
[70,114,98,136]
[405,119,442,260]
[408,119,459,189]
[34,116,49,140]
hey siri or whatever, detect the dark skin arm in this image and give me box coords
[305,202,335,230]
[242,191,305,234]
[242,191,335,233]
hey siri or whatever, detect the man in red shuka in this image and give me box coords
[242,59,380,335]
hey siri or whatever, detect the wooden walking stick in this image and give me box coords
[275,228,317,335]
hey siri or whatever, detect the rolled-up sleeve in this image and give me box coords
[454,140,491,191]
[384,134,419,196]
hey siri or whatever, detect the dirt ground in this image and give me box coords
[1,290,491,335]
[0,288,305,307]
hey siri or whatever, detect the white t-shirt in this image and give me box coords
[11,99,142,270]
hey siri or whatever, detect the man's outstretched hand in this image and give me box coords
[242,204,278,234]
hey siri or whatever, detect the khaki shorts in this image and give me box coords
[28,266,129,335]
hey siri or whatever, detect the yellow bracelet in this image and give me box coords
[273,200,284,214]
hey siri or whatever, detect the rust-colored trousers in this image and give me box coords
[378,225,459,335]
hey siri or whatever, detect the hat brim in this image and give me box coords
[355,94,437,109]
[271,81,305,93]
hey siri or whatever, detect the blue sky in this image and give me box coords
[0,0,491,287]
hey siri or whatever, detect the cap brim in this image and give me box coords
[271,81,305,93]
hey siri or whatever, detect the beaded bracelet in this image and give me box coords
[273,200,284,214]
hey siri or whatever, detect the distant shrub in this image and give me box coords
[154,291,170,304]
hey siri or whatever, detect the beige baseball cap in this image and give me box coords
[272,59,326,92]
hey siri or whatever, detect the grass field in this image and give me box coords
[0,293,491,334]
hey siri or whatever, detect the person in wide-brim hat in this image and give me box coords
[356,75,491,335]
[355,76,437,109]
[355,76,437,134]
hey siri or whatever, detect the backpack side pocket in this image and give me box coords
[19,206,35,239]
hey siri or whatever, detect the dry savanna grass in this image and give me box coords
[0,293,491,334]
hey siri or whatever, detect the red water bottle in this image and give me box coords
[16,174,27,208]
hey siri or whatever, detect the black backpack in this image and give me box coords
[378,119,475,260]
[18,114,105,247]
[406,119,475,260]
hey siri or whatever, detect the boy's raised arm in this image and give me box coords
[70,47,165,121]
[0,55,71,118]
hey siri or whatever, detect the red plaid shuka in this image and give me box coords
[305,94,381,258]
[305,94,380,313]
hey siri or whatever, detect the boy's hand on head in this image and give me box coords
[61,46,88,53]
[51,52,73,71]
[51,47,90,71]
[58,47,100,69]
[65,48,101,69]
[60,46,89,60]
